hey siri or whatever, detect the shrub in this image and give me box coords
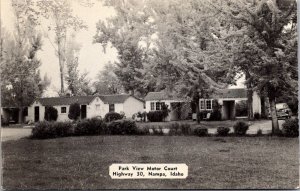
[44,106,58,121]
[107,119,139,135]
[68,103,81,120]
[209,100,222,121]
[282,118,299,137]
[209,110,222,121]
[217,126,230,136]
[256,129,263,136]
[169,123,181,135]
[198,111,210,120]
[194,127,208,136]
[180,123,192,135]
[161,103,170,120]
[31,121,73,139]
[151,126,164,135]
[147,111,165,122]
[254,112,261,120]
[104,112,123,122]
[136,127,149,135]
[233,121,249,135]
[74,118,107,136]
[1,115,9,126]
[137,111,147,122]
[235,100,248,117]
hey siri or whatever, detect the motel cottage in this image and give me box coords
[145,88,261,121]
[144,91,192,121]
[2,89,261,123]
[200,88,261,120]
[27,94,144,122]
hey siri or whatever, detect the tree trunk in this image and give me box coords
[245,72,253,120]
[60,66,64,94]
[247,89,253,120]
[196,100,200,124]
[57,34,65,94]
[260,96,267,118]
[269,96,280,135]
[18,107,23,124]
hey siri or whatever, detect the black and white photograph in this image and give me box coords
[0,0,299,189]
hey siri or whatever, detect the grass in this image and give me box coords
[137,120,237,129]
[2,136,299,189]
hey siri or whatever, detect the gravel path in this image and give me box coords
[1,127,32,142]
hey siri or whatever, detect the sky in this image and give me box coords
[1,0,118,96]
[1,0,245,97]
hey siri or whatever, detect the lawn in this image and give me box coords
[2,136,298,189]
[137,120,237,129]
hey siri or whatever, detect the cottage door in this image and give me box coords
[34,106,39,122]
[81,105,87,119]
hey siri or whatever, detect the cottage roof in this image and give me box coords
[144,91,186,101]
[36,96,97,106]
[33,94,143,106]
[99,94,132,104]
[212,88,247,99]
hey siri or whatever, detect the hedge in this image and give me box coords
[31,121,73,139]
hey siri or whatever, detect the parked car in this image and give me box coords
[268,103,292,119]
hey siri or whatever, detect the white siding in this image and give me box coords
[145,100,178,121]
[54,105,71,122]
[28,101,45,122]
[252,91,261,114]
[123,97,144,119]
[87,97,104,118]
[114,103,124,114]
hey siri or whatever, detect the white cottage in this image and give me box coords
[200,88,261,120]
[144,91,191,121]
[27,94,144,122]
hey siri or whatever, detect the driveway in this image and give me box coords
[1,127,32,142]
[207,119,285,134]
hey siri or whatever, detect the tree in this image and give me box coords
[1,0,50,123]
[94,0,155,96]
[44,106,58,121]
[37,0,87,94]
[68,103,81,120]
[95,0,233,100]
[93,63,124,95]
[210,0,297,134]
[65,34,93,96]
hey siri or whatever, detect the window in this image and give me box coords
[200,100,205,110]
[150,102,155,110]
[61,107,67,113]
[109,104,115,112]
[96,104,100,111]
[156,102,161,110]
[206,100,212,110]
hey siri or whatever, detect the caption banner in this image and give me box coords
[109,163,188,179]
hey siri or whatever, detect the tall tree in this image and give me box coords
[94,0,154,96]
[210,0,297,134]
[95,0,234,99]
[93,63,124,95]
[64,34,92,96]
[1,0,50,123]
[37,0,87,94]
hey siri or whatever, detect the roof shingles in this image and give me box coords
[35,94,142,106]
[145,88,247,101]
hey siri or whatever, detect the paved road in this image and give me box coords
[1,127,32,142]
